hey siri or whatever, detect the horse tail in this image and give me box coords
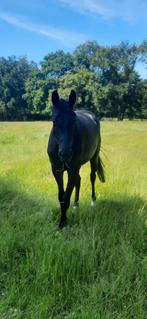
[97,156,105,183]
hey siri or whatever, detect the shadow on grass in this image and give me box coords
[0,176,147,318]
[0,175,146,237]
[0,176,59,222]
[71,195,147,226]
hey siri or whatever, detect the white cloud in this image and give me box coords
[59,0,147,22]
[60,0,112,19]
[0,11,87,47]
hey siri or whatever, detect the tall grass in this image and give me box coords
[0,121,147,319]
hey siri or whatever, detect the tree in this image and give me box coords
[0,40,147,120]
[0,56,33,119]
[74,41,99,70]
[140,80,147,118]
[41,51,74,78]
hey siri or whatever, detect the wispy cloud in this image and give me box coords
[59,0,112,19]
[59,0,147,22]
[0,11,87,47]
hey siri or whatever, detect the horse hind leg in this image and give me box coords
[73,174,81,209]
[97,156,105,183]
[90,158,97,206]
[90,149,105,206]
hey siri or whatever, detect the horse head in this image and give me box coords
[51,90,76,164]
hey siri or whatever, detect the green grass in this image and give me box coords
[0,121,147,319]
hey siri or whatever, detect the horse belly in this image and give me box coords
[75,114,101,166]
[80,128,99,165]
[80,145,98,164]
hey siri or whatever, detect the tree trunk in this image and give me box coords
[117,105,126,121]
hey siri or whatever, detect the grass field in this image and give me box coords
[0,121,147,319]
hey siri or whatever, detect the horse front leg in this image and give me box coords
[59,170,79,228]
[73,174,81,209]
[52,166,65,210]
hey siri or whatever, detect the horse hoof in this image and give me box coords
[59,219,67,229]
[91,200,96,207]
[73,202,79,210]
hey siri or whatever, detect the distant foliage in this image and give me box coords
[0,56,34,120]
[0,41,147,120]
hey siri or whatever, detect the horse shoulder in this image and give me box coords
[47,128,57,158]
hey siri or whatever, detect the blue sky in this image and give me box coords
[0,0,147,77]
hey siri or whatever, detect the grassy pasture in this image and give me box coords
[0,121,147,319]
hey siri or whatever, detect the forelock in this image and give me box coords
[59,99,69,112]
[52,99,76,121]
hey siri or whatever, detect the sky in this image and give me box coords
[0,0,147,78]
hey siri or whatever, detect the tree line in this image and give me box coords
[0,41,147,121]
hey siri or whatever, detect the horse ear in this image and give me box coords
[69,90,76,106]
[52,90,59,106]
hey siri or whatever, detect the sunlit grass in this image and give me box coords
[0,121,147,319]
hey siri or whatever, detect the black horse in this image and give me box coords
[47,90,105,228]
